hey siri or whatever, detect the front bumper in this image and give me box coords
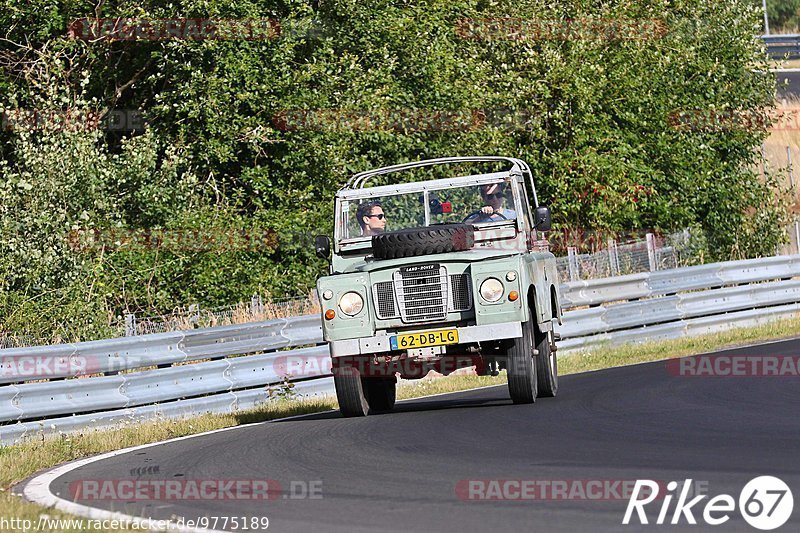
[329,321,523,358]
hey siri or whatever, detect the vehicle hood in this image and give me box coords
[341,247,523,274]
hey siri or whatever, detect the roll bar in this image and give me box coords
[340,156,538,206]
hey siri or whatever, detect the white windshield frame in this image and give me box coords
[334,172,527,249]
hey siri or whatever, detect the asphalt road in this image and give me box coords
[776,70,800,99]
[42,338,800,532]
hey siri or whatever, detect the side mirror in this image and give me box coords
[534,206,552,232]
[315,235,331,259]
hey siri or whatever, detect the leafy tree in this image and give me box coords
[0,0,788,338]
[761,0,800,32]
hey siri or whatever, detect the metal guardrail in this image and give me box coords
[557,280,800,338]
[0,315,322,385]
[763,34,800,58]
[1,255,799,444]
[0,377,335,445]
[559,255,800,307]
[559,301,800,352]
[0,346,330,422]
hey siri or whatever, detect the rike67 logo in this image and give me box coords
[624,476,794,530]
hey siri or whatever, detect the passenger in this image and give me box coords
[357,201,386,236]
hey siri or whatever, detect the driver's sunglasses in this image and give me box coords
[367,213,386,220]
[481,192,503,200]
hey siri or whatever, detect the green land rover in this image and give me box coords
[315,157,562,416]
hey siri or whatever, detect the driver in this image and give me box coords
[466,183,516,222]
[356,201,386,236]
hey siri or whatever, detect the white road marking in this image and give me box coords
[19,335,800,530]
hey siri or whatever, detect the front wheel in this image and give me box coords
[535,327,558,398]
[333,364,370,417]
[506,319,538,404]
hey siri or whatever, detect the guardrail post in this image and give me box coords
[251,294,264,317]
[787,145,794,190]
[646,233,657,271]
[189,304,200,327]
[567,246,580,281]
[124,313,137,337]
[788,146,800,255]
[608,239,620,276]
[794,221,800,255]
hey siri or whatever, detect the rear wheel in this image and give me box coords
[333,364,370,417]
[535,327,558,398]
[364,377,396,412]
[506,318,538,404]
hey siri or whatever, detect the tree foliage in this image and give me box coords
[760,0,800,32]
[0,0,787,338]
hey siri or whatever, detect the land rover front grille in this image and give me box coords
[374,281,396,318]
[449,273,472,310]
[395,266,448,322]
[373,268,472,321]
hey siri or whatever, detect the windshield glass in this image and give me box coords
[339,178,518,241]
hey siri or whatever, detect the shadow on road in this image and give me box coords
[269,389,528,423]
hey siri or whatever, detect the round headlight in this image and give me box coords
[338,292,364,316]
[480,278,504,302]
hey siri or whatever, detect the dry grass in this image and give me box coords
[759,97,800,254]
[396,372,507,400]
[763,97,800,214]
[204,292,322,327]
[558,314,800,375]
[0,399,336,532]
[131,291,322,336]
[2,316,800,531]
[771,58,800,70]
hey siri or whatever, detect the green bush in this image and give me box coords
[761,0,800,32]
[0,0,788,339]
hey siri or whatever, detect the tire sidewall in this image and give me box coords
[333,362,370,416]
[506,318,538,403]
[535,326,558,397]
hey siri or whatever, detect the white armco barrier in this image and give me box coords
[1,255,799,444]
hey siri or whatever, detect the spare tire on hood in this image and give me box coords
[371,224,475,260]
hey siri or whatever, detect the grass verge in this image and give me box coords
[2,316,800,531]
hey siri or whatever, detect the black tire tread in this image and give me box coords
[333,365,370,417]
[535,325,558,398]
[506,319,538,404]
[372,224,475,260]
